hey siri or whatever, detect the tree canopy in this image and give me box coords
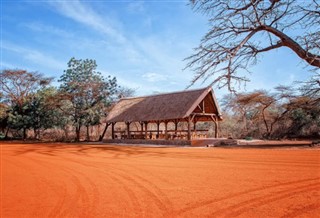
[0,70,53,139]
[58,57,118,141]
[187,0,320,91]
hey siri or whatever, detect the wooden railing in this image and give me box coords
[113,130,209,140]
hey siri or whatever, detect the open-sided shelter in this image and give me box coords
[105,86,223,140]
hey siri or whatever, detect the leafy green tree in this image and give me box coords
[0,92,9,137]
[0,69,52,139]
[59,57,118,141]
[28,87,63,139]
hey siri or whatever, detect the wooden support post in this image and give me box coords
[214,121,219,138]
[164,121,168,140]
[99,122,110,141]
[144,122,148,139]
[202,100,205,113]
[210,115,219,138]
[140,122,144,133]
[174,120,178,135]
[187,117,191,140]
[111,122,115,139]
[157,121,160,139]
[126,122,131,139]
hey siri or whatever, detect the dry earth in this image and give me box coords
[1,142,320,217]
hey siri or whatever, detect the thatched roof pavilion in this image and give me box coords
[105,86,222,141]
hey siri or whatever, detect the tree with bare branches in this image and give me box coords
[186,0,320,91]
[299,72,320,101]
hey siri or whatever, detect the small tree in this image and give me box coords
[187,0,320,91]
[59,57,118,142]
[28,87,63,139]
[0,92,9,137]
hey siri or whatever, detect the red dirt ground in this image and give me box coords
[1,142,320,217]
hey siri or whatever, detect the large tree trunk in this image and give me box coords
[4,127,10,139]
[86,125,90,142]
[34,128,39,140]
[262,107,270,138]
[63,126,69,142]
[75,125,81,142]
[23,128,27,140]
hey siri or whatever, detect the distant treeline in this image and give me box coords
[218,78,320,139]
[0,58,134,141]
[1,58,319,141]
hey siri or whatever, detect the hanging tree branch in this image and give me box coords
[186,0,320,91]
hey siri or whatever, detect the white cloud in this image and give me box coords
[0,61,22,69]
[142,72,168,82]
[127,1,145,13]
[49,0,126,43]
[2,42,65,70]
[24,22,73,37]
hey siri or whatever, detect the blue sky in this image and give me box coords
[1,0,315,98]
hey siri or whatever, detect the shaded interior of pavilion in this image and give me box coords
[109,115,220,141]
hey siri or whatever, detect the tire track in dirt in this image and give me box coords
[37,157,101,218]
[46,180,68,218]
[3,156,68,218]
[19,156,74,218]
[128,171,174,215]
[61,165,101,217]
[175,177,320,216]
[280,203,320,218]
[105,172,144,216]
[15,155,96,218]
[68,170,91,217]
[49,155,144,216]
[106,166,173,216]
[56,155,174,216]
[222,183,320,217]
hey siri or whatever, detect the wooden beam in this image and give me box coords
[144,122,148,139]
[140,122,144,133]
[164,121,168,140]
[197,104,202,111]
[99,122,110,141]
[126,122,131,139]
[210,115,219,138]
[174,120,178,135]
[157,121,160,139]
[215,121,219,138]
[191,112,217,116]
[111,122,115,139]
[202,100,205,113]
[187,116,191,140]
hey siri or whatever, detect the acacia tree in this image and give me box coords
[0,70,52,139]
[59,57,118,142]
[222,86,320,139]
[299,72,320,101]
[187,0,320,91]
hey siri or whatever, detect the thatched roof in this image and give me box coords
[106,86,222,123]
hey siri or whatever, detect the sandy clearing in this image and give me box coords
[1,142,320,217]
